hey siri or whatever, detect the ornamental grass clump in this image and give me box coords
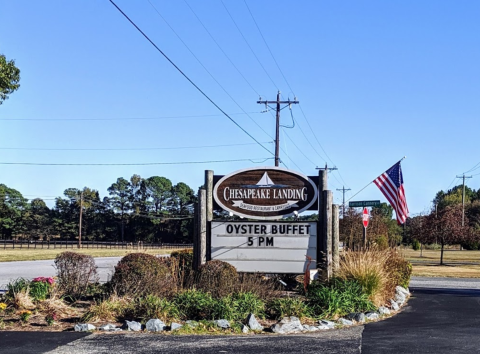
[337,247,392,306]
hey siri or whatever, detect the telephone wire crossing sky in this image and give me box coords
[373,161,409,225]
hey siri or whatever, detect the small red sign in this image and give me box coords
[362,207,369,228]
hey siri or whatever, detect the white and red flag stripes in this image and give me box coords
[373,161,409,225]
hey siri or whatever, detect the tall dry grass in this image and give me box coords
[336,247,409,306]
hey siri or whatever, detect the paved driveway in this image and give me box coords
[0,257,121,290]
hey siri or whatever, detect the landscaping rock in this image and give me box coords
[337,318,353,326]
[241,324,249,333]
[394,292,406,305]
[305,325,319,332]
[214,319,230,329]
[390,299,400,311]
[365,312,379,321]
[99,324,120,331]
[146,319,166,332]
[378,306,391,315]
[123,320,142,332]
[396,286,410,297]
[74,323,96,332]
[346,312,365,323]
[246,313,263,331]
[270,316,304,334]
[354,313,366,323]
[316,324,330,330]
[185,320,199,328]
[170,322,183,331]
[319,320,335,329]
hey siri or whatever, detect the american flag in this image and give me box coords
[373,161,409,224]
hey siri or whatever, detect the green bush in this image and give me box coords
[131,295,180,323]
[173,289,214,320]
[196,260,238,298]
[109,253,175,297]
[267,297,309,319]
[233,292,265,320]
[461,241,480,250]
[55,252,98,300]
[306,279,376,318]
[211,295,238,320]
[375,235,389,250]
[412,239,421,251]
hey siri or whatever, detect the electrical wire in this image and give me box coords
[220,0,278,90]
[147,0,273,141]
[0,141,272,151]
[0,157,274,166]
[108,0,272,156]
[0,113,261,121]
[183,0,260,97]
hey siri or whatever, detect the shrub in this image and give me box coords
[268,297,309,319]
[173,289,214,320]
[412,239,421,251]
[375,235,389,250]
[170,249,194,288]
[130,295,180,323]
[235,273,279,301]
[384,249,412,290]
[196,260,238,298]
[109,253,176,297]
[337,248,392,306]
[55,252,98,300]
[307,278,376,318]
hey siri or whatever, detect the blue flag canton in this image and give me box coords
[386,163,403,188]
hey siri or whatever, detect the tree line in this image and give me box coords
[0,175,197,243]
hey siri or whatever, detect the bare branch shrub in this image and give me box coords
[54,252,99,300]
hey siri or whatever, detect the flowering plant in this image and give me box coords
[0,303,7,311]
[32,277,55,285]
[30,277,55,301]
[45,312,58,326]
[20,310,32,322]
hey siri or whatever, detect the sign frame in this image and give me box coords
[213,166,318,220]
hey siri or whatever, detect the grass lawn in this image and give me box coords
[402,248,480,278]
[0,248,186,262]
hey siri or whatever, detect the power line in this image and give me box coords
[147,0,273,141]
[0,141,271,151]
[0,113,261,121]
[243,0,292,94]
[0,157,273,166]
[220,0,278,90]
[184,0,260,97]
[107,0,272,156]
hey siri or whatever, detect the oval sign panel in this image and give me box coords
[213,167,318,220]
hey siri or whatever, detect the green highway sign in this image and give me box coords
[349,200,381,208]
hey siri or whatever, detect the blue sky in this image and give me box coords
[1,0,480,216]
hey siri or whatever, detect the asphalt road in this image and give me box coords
[1,277,480,353]
[0,257,121,290]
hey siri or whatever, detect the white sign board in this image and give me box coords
[211,221,316,273]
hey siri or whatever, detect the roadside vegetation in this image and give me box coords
[0,248,411,333]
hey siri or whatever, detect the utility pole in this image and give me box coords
[456,174,472,227]
[257,91,299,167]
[316,164,338,189]
[78,191,83,248]
[336,186,351,216]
